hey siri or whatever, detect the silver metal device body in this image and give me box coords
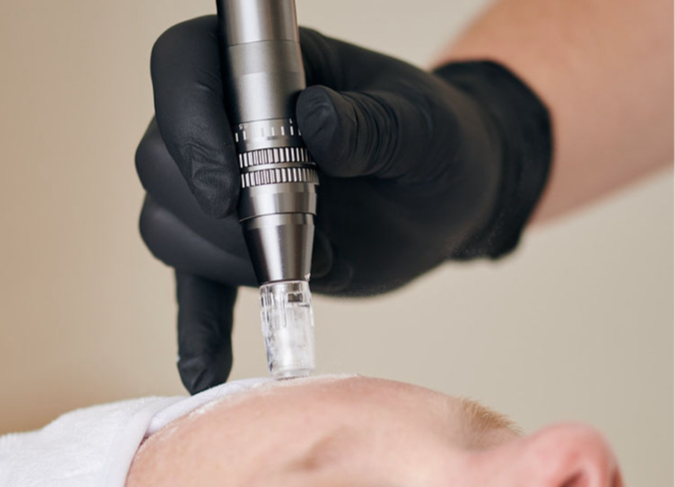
[217,0,318,285]
[217,0,317,379]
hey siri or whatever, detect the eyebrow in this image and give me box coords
[458,397,521,436]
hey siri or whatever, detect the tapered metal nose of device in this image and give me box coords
[242,213,315,284]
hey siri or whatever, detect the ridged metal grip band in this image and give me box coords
[234,116,318,198]
[241,166,319,188]
[238,146,311,168]
[239,144,318,188]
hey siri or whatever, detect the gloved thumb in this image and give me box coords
[296,85,431,179]
[175,271,237,394]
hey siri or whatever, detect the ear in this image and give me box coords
[500,423,624,487]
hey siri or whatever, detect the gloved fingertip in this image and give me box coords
[175,274,237,394]
[297,86,352,174]
[297,86,371,178]
[297,86,339,132]
[178,354,231,395]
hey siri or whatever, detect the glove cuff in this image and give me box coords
[433,61,553,260]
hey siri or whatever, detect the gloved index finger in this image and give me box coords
[151,15,239,219]
[175,270,238,394]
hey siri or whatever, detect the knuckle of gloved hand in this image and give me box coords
[151,17,216,80]
[135,124,172,191]
[138,199,179,268]
[180,140,239,218]
[150,19,201,76]
[150,25,182,79]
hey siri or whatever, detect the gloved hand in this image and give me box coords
[136,16,551,394]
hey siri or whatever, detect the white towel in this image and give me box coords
[0,377,271,487]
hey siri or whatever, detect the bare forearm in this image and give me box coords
[434,0,673,222]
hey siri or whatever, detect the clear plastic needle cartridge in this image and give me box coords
[260,281,315,379]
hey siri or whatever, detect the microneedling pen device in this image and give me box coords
[216,0,318,379]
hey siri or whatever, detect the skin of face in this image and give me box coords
[125,376,624,487]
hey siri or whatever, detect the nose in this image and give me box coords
[518,423,624,487]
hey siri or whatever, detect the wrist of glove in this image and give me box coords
[433,61,552,260]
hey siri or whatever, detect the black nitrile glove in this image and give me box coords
[136,16,552,394]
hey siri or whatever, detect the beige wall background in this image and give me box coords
[0,0,672,485]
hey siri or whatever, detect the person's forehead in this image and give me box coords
[222,375,518,438]
[134,375,520,486]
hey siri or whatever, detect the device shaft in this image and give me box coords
[217,0,318,285]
